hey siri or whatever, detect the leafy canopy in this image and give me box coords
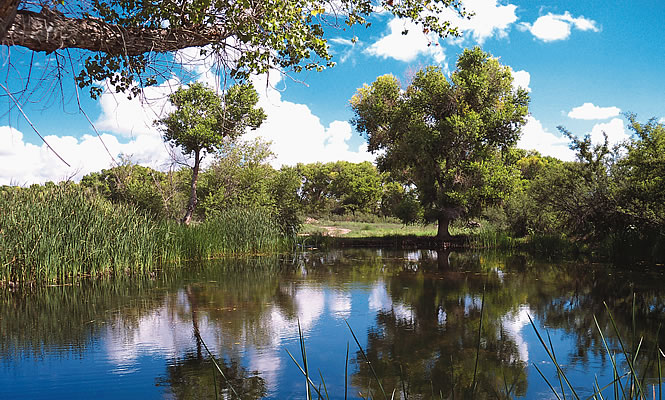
[5,0,468,98]
[157,82,266,156]
[350,47,529,226]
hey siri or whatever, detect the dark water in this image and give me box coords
[1,249,665,399]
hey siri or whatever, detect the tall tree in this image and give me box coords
[156,82,265,224]
[350,47,529,240]
[1,0,468,99]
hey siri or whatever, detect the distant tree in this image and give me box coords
[350,47,529,240]
[197,138,276,218]
[330,161,382,215]
[80,161,168,218]
[615,115,665,228]
[546,128,618,241]
[297,162,336,214]
[156,82,265,224]
[268,166,303,236]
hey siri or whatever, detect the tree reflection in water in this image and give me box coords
[350,250,527,399]
[2,251,665,399]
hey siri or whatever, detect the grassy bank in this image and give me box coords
[0,186,290,284]
[299,217,606,260]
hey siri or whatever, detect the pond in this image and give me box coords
[1,249,664,399]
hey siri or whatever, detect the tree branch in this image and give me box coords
[0,0,20,42]
[3,8,230,56]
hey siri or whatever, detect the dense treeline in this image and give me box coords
[72,115,665,264]
[499,115,665,262]
[2,115,664,281]
[78,138,422,230]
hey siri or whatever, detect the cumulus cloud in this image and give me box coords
[441,0,518,44]
[0,126,173,185]
[517,116,575,160]
[511,69,531,92]
[365,18,447,64]
[568,102,621,120]
[516,116,628,162]
[4,62,376,184]
[96,78,178,138]
[519,11,599,42]
[590,118,628,146]
[365,0,518,64]
[247,73,374,167]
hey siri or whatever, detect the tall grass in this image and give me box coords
[174,208,288,260]
[529,298,664,400]
[0,185,177,283]
[0,186,290,284]
[465,223,517,250]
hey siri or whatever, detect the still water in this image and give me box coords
[1,249,664,399]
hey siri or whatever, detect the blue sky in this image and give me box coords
[1,0,664,184]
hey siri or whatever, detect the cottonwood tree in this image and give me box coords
[1,0,469,100]
[156,82,265,224]
[351,47,529,240]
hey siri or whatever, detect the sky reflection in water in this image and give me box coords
[1,249,664,399]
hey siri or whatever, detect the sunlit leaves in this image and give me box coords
[157,82,265,156]
[350,47,529,227]
[66,0,467,97]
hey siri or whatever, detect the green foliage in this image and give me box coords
[174,208,286,260]
[197,138,276,217]
[0,184,291,284]
[80,160,184,219]
[268,166,303,236]
[158,82,265,157]
[297,161,383,216]
[70,0,469,97]
[393,190,423,225]
[499,114,665,262]
[350,47,529,236]
[615,115,665,228]
[0,184,178,283]
[330,161,382,214]
[157,82,265,223]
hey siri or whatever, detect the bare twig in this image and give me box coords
[0,82,70,167]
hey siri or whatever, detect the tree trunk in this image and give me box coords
[0,0,19,42]
[436,249,452,269]
[185,285,203,360]
[182,150,201,225]
[3,8,229,55]
[437,215,451,241]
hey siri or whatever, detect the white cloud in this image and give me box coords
[517,116,575,160]
[511,69,531,92]
[247,73,374,167]
[590,118,628,146]
[519,11,599,42]
[0,126,173,185]
[96,78,178,138]
[365,0,518,63]
[329,37,355,46]
[329,37,360,63]
[365,18,446,64]
[568,102,621,120]
[441,0,518,44]
[516,116,628,162]
[3,71,373,184]
[658,117,665,124]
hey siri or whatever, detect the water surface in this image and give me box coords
[2,249,664,399]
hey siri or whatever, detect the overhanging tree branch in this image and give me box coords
[3,8,230,56]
